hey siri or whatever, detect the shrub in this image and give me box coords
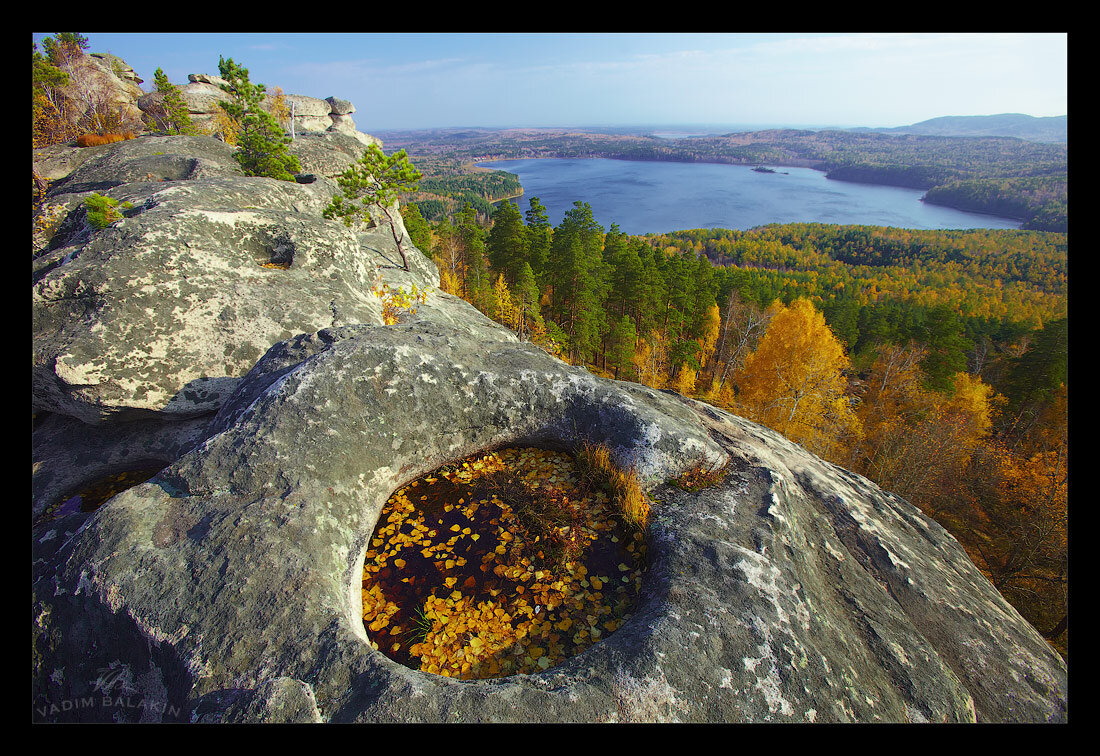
[371,278,429,325]
[84,192,132,229]
[669,460,729,492]
[75,132,134,147]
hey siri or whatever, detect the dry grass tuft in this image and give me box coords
[76,132,135,148]
[669,459,729,493]
[576,441,649,530]
[469,466,584,567]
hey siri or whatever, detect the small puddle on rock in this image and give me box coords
[362,447,647,679]
[38,466,166,523]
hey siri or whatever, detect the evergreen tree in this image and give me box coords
[402,202,432,253]
[916,305,972,393]
[147,67,196,135]
[1000,317,1068,434]
[217,57,301,181]
[523,197,552,283]
[324,144,423,270]
[512,262,544,340]
[548,202,605,363]
[458,204,490,304]
[486,200,527,284]
[607,315,638,380]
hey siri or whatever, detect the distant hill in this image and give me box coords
[855,114,1067,143]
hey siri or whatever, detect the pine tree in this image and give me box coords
[512,262,544,340]
[324,144,423,270]
[486,200,527,284]
[402,202,432,253]
[607,315,638,380]
[457,204,490,304]
[147,68,196,135]
[523,197,552,283]
[217,57,301,182]
[547,202,605,363]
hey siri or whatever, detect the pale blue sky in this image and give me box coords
[34,33,1068,131]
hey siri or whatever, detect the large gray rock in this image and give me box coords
[31,133,445,516]
[325,96,356,116]
[285,131,368,179]
[177,82,230,117]
[32,318,1067,723]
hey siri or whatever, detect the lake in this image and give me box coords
[477,158,1023,235]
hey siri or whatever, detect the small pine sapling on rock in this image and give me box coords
[323,145,423,271]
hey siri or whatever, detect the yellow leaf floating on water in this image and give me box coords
[361,446,646,680]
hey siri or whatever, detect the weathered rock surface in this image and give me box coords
[33,135,430,425]
[31,132,1068,724]
[134,68,379,147]
[31,133,441,515]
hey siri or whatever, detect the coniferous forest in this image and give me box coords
[402,195,1068,660]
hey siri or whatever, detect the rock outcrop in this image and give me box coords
[134,73,381,147]
[32,131,1068,724]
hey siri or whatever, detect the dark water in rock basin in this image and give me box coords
[479,158,1023,235]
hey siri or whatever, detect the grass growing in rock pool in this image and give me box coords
[575,441,649,531]
[361,447,648,680]
[669,459,729,493]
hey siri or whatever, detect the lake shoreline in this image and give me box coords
[473,157,1025,233]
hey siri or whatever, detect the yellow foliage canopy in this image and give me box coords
[733,298,859,457]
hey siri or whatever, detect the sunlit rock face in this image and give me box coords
[32,133,1067,724]
[31,134,440,518]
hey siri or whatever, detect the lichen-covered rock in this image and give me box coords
[285,131,370,179]
[283,94,334,132]
[31,132,444,514]
[44,135,242,196]
[32,134,439,428]
[32,318,1067,723]
[325,96,356,116]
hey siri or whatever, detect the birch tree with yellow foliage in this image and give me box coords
[733,298,859,459]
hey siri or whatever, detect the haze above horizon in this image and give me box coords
[32,32,1068,132]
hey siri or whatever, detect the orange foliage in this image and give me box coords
[76,132,135,147]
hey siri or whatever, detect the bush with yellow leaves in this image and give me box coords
[371,280,430,325]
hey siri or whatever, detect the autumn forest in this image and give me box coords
[399,195,1069,660]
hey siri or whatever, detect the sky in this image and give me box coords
[34,32,1068,132]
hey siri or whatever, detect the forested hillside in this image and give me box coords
[404,196,1069,660]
